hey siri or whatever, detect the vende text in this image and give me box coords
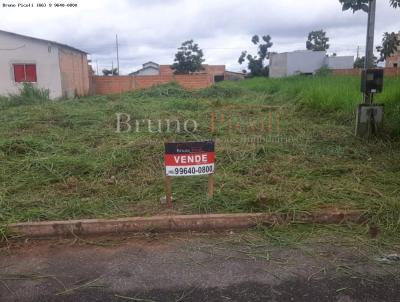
[174,154,208,164]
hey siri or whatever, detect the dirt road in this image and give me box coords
[0,231,399,302]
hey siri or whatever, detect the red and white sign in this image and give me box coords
[164,141,215,176]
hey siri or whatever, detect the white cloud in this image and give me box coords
[0,0,399,73]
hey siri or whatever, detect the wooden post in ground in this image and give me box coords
[276,110,280,133]
[207,174,214,199]
[164,175,173,207]
[268,111,272,132]
[210,112,216,133]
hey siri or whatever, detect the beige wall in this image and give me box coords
[0,32,62,98]
[58,48,90,97]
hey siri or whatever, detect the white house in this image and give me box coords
[0,30,90,99]
[269,50,354,78]
[129,62,160,76]
[326,56,355,69]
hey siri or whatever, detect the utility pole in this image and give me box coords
[356,46,360,59]
[96,60,99,75]
[112,61,114,76]
[116,34,120,75]
[355,0,384,138]
[363,0,376,104]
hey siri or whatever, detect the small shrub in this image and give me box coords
[315,65,333,77]
[19,83,50,100]
[126,82,243,100]
[132,82,191,98]
[0,96,8,108]
[1,83,50,108]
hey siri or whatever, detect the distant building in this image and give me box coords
[159,64,226,80]
[269,50,354,78]
[0,30,90,99]
[385,32,400,68]
[326,56,355,69]
[386,55,400,68]
[129,62,226,82]
[128,61,160,76]
[224,70,246,81]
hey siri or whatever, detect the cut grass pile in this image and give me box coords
[0,77,399,238]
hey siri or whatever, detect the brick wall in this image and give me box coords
[159,65,174,75]
[332,68,400,77]
[384,67,400,76]
[332,69,361,76]
[92,73,213,95]
[93,76,135,95]
[205,65,226,76]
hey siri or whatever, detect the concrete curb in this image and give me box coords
[8,210,365,238]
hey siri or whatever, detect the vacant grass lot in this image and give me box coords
[0,76,399,237]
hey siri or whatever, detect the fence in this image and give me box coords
[92,74,213,95]
[332,67,400,76]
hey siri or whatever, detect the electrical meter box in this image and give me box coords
[361,69,384,93]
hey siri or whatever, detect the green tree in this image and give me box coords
[376,32,400,62]
[171,40,205,74]
[306,30,330,51]
[353,56,377,68]
[339,0,399,68]
[339,0,400,12]
[390,0,400,7]
[238,35,273,77]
